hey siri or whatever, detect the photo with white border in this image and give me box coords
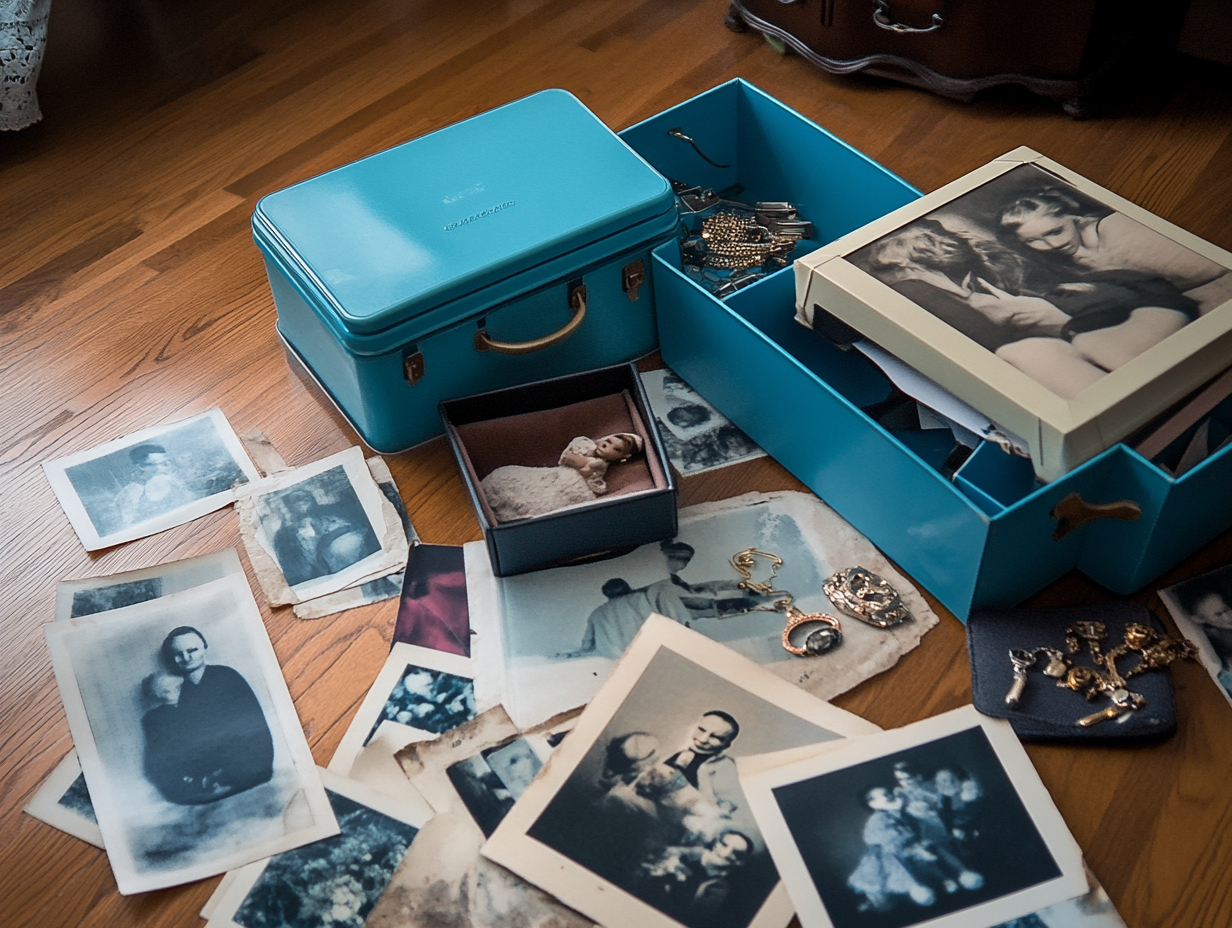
[1158,562,1232,709]
[43,408,260,550]
[23,749,104,848]
[482,615,880,928]
[739,706,1087,928]
[55,548,245,621]
[43,573,337,893]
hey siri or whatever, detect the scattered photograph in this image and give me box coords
[43,573,337,893]
[203,767,430,928]
[1159,563,1232,709]
[55,548,245,621]
[290,456,417,619]
[23,749,104,848]
[482,615,880,928]
[393,543,470,656]
[329,643,478,777]
[43,408,260,550]
[328,719,437,813]
[739,706,1087,928]
[396,706,576,837]
[847,162,1229,401]
[468,491,937,729]
[236,446,408,605]
[641,369,765,476]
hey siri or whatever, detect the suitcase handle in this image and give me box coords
[873,1,944,35]
[474,285,587,355]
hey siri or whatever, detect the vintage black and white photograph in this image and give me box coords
[468,491,937,729]
[847,162,1231,401]
[740,707,1086,928]
[43,408,260,550]
[444,727,563,837]
[55,548,245,621]
[43,574,337,893]
[1159,563,1232,708]
[238,446,407,605]
[797,148,1232,481]
[23,749,104,848]
[203,767,429,928]
[641,369,765,476]
[482,615,879,928]
[330,643,478,776]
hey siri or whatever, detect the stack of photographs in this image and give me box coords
[42,571,338,893]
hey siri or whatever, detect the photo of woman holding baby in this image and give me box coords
[141,626,275,805]
[849,163,1232,400]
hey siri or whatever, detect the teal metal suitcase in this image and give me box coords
[253,89,678,453]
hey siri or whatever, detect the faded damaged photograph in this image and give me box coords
[447,735,551,837]
[257,465,382,589]
[641,369,764,476]
[527,647,844,928]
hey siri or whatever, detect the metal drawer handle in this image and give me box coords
[1050,492,1141,542]
[474,285,587,355]
[873,1,944,34]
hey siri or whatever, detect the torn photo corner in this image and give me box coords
[738,705,1088,928]
[481,614,880,928]
[235,446,408,606]
[42,408,261,551]
[43,572,338,894]
[468,489,939,730]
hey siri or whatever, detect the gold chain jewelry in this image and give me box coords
[727,548,843,656]
[700,212,797,271]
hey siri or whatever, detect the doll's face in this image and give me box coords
[594,434,635,462]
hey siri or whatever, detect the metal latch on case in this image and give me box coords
[622,259,646,302]
[403,351,425,386]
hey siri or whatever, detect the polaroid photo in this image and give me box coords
[328,643,479,777]
[469,490,936,729]
[23,749,104,848]
[203,767,430,928]
[55,548,244,621]
[236,446,408,606]
[42,408,260,551]
[482,614,880,928]
[43,573,338,893]
[641,369,766,476]
[739,705,1087,928]
[1158,563,1232,709]
[393,543,470,657]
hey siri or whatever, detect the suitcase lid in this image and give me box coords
[252,89,675,338]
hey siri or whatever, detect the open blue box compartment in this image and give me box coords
[620,79,1232,620]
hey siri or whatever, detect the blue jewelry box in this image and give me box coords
[621,79,1232,620]
[253,89,678,453]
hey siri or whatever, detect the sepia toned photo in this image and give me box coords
[43,574,337,893]
[641,369,765,476]
[203,768,430,928]
[329,643,478,776]
[1158,563,1232,709]
[43,408,260,550]
[740,707,1087,928]
[469,491,937,729]
[482,616,879,928]
[237,447,407,605]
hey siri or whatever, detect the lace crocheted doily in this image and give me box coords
[1,0,51,131]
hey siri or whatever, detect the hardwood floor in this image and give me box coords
[3,1,1231,926]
